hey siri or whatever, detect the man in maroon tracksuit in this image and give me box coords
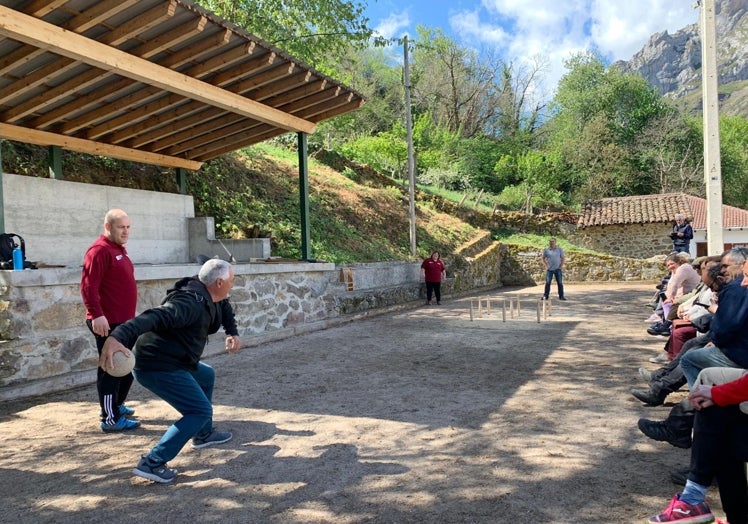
[81,209,140,432]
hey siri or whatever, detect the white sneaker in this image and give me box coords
[644,313,661,323]
[648,351,669,364]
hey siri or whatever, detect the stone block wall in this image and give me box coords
[568,223,673,259]
[499,243,666,286]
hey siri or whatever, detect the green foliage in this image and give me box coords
[196,0,372,72]
[417,167,469,191]
[720,115,748,208]
[340,126,408,178]
[547,51,677,200]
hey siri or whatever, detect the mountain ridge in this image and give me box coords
[612,0,748,116]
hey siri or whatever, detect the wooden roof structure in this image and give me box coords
[0,0,365,170]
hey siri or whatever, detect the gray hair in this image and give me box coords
[198,258,231,285]
[675,213,685,220]
[725,246,748,265]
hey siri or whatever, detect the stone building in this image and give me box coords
[572,193,748,259]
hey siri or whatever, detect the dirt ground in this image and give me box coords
[0,282,722,523]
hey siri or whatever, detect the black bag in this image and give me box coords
[0,233,35,269]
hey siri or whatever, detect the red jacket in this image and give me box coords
[80,235,137,323]
[712,373,748,406]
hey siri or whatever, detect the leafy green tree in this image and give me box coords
[720,115,748,208]
[195,0,372,71]
[548,51,672,200]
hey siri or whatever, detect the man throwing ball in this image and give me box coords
[100,258,241,483]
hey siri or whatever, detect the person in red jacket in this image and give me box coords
[647,368,748,524]
[80,209,140,432]
[421,251,446,305]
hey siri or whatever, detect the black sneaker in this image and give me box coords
[637,418,692,449]
[191,429,232,449]
[133,455,177,483]
[631,388,666,406]
[558,297,567,301]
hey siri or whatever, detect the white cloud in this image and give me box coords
[450,10,509,46]
[373,10,412,40]
[451,0,700,92]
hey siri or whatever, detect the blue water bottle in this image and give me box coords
[12,246,23,270]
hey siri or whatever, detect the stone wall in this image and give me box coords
[0,253,506,400]
[568,223,673,259]
[500,243,666,286]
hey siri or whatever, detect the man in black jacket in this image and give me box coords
[100,258,241,483]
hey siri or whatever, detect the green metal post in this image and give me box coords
[48,145,62,179]
[176,167,187,194]
[0,140,4,232]
[297,132,311,261]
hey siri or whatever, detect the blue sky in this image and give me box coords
[364,0,701,93]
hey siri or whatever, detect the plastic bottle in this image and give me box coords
[12,246,23,270]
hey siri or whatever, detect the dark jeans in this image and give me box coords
[544,269,564,299]
[133,362,215,464]
[673,245,690,253]
[649,334,709,396]
[690,405,748,524]
[426,281,441,303]
[87,320,133,424]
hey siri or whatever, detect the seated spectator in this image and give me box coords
[646,368,748,524]
[680,247,748,387]
[637,248,748,448]
[633,334,711,407]
[646,257,720,363]
[646,272,672,323]
[648,252,701,338]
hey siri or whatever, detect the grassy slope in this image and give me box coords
[1,141,482,263]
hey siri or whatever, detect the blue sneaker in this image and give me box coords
[101,417,141,433]
[133,455,177,484]
[118,404,135,416]
[191,429,232,449]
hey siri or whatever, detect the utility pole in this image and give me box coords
[700,0,724,254]
[403,36,417,257]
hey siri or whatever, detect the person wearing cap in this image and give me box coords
[670,214,693,254]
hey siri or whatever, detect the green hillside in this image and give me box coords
[0,140,482,263]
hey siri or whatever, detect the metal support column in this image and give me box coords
[176,167,187,194]
[48,145,62,179]
[0,140,4,232]
[297,132,311,261]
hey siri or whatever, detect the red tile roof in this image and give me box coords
[577,193,748,230]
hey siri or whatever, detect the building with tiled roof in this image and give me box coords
[573,193,748,258]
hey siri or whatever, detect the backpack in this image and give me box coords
[0,233,35,270]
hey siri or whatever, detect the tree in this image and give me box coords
[547,51,672,199]
[719,115,748,208]
[195,0,372,72]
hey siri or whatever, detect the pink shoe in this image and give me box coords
[645,313,662,323]
[648,494,714,523]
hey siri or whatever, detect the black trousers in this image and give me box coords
[425,281,441,303]
[690,404,748,524]
[87,320,133,424]
[650,334,710,396]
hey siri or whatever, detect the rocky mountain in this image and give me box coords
[612,0,748,116]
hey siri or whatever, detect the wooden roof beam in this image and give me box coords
[0,5,316,133]
[3,0,179,124]
[22,0,69,17]
[142,64,300,152]
[77,41,259,140]
[0,122,201,170]
[43,27,227,132]
[101,47,271,145]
